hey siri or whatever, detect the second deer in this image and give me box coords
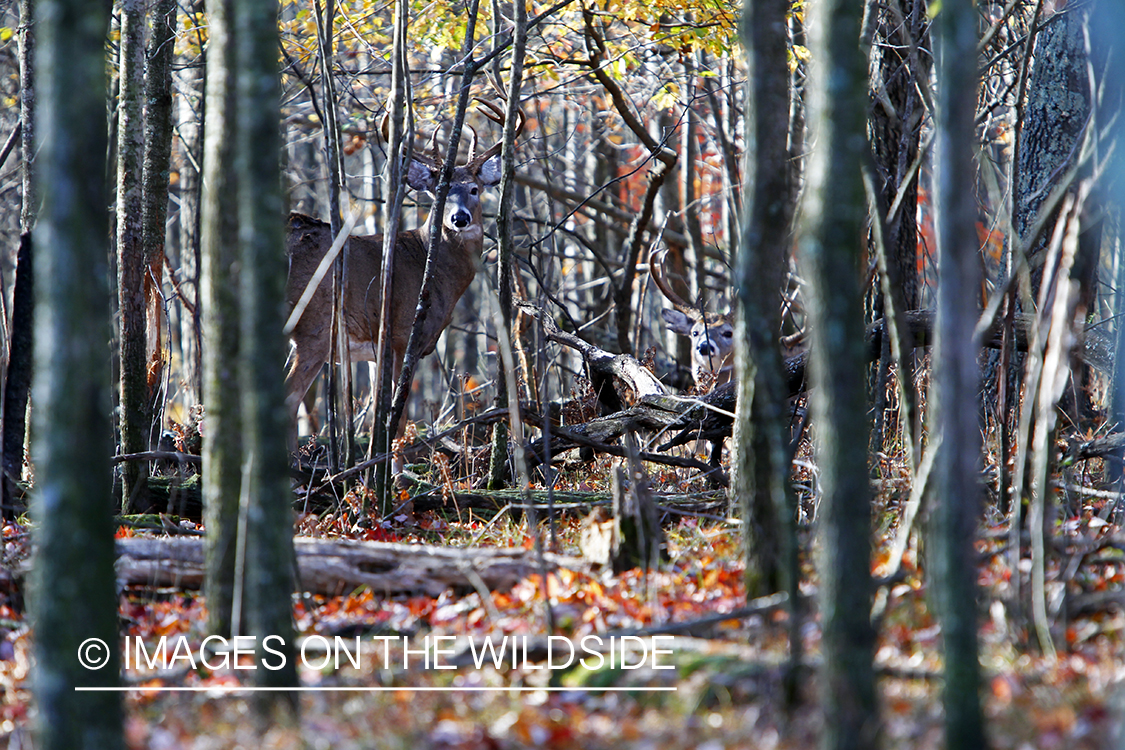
[284,99,524,434]
[650,248,734,389]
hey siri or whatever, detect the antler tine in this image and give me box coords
[649,247,700,319]
[467,97,526,167]
[379,111,391,143]
[380,108,446,167]
[423,125,442,162]
[467,124,480,162]
[474,97,506,125]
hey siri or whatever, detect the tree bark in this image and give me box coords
[201,0,242,639]
[174,28,204,409]
[1096,0,1125,520]
[1015,7,1095,297]
[234,0,298,695]
[487,0,528,491]
[931,0,988,745]
[140,0,178,445]
[116,0,149,513]
[367,0,408,506]
[31,0,123,746]
[801,0,879,746]
[866,0,930,463]
[2,234,32,518]
[734,0,796,601]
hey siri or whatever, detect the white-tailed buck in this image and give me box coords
[284,99,524,431]
[650,249,734,388]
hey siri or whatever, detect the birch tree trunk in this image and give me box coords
[3,0,36,517]
[175,45,204,408]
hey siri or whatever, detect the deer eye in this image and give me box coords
[722,330,733,338]
[470,187,479,196]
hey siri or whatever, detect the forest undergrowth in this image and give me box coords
[0,402,1121,750]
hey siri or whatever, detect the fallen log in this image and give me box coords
[115,537,587,597]
[514,304,1117,475]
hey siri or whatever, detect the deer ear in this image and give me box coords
[406,159,437,193]
[478,155,502,187]
[661,308,695,336]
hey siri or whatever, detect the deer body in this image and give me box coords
[283,208,484,417]
[284,100,522,426]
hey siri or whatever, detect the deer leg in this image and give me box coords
[389,355,406,475]
[284,338,330,444]
[301,383,320,435]
[707,438,727,489]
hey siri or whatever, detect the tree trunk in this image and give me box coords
[140,0,178,446]
[868,0,927,312]
[2,234,32,518]
[201,0,243,639]
[234,0,298,696]
[116,0,149,513]
[3,0,35,518]
[1015,7,1094,296]
[609,434,663,574]
[30,0,123,746]
[315,0,354,472]
[931,0,988,746]
[734,0,796,601]
[866,0,929,462]
[487,0,528,491]
[368,0,409,505]
[734,0,800,711]
[174,43,204,408]
[801,0,879,746]
[1096,0,1125,521]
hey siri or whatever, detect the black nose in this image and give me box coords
[698,343,713,356]
[452,211,471,228]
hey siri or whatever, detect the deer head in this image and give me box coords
[395,98,523,243]
[650,248,734,388]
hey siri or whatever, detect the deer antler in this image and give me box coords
[379,109,443,167]
[650,247,702,321]
[467,97,526,168]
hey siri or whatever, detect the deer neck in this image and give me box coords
[416,222,482,264]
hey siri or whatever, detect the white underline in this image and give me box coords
[76,686,677,693]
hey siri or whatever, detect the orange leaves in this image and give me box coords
[341,133,366,156]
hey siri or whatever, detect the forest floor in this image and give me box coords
[0,444,1123,749]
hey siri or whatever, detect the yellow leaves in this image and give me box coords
[606,57,629,81]
[0,27,13,43]
[652,82,681,110]
[788,43,810,72]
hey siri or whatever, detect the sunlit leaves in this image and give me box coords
[652,81,681,110]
